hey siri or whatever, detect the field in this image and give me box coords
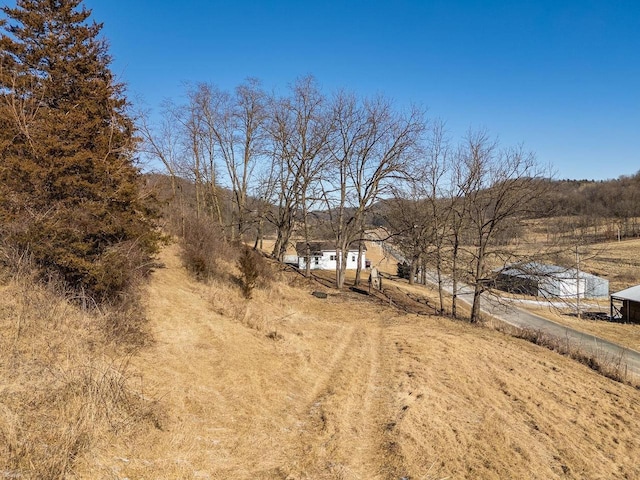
[264,233,640,357]
[3,237,640,478]
[81,244,640,478]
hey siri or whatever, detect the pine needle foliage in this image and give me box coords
[0,0,159,304]
[238,247,260,299]
[237,246,274,299]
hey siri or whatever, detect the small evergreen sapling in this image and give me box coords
[238,247,260,299]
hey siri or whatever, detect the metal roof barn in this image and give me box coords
[496,262,609,299]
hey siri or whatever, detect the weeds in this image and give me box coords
[238,247,259,298]
[503,325,633,385]
[179,214,235,281]
[237,247,274,299]
[100,290,152,349]
[0,265,161,479]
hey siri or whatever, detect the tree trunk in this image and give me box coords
[436,251,444,315]
[302,194,311,278]
[451,236,459,318]
[253,217,264,251]
[470,284,483,323]
[271,209,294,261]
[336,243,348,289]
[409,258,417,285]
[470,244,485,323]
[305,244,311,278]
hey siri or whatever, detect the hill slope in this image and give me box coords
[84,244,640,479]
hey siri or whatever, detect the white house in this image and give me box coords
[295,241,367,270]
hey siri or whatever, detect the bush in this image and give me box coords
[397,262,410,279]
[180,215,235,281]
[237,247,273,299]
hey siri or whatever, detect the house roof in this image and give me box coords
[295,241,367,256]
[611,285,640,302]
[499,262,603,281]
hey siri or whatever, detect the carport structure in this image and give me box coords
[610,285,640,322]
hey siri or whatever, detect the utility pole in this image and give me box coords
[576,245,581,319]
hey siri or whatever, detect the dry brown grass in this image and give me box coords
[0,271,161,479]
[70,242,640,479]
[6,211,640,479]
[581,237,640,293]
[386,317,640,480]
[515,303,640,354]
[490,232,640,353]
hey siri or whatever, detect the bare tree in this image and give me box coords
[458,130,550,322]
[267,76,332,268]
[193,79,268,240]
[447,139,479,318]
[382,193,433,285]
[413,119,452,311]
[250,162,278,250]
[268,110,299,261]
[324,92,425,288]
[138,108,182,197]
[137,106,189,234]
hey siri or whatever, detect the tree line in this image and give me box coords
[142,78,555,322]
[537,175,640,241]
[6,0,632,323]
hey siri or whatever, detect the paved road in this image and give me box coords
[426,274,640,378]
[368,241,640,378]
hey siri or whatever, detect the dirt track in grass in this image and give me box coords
[80,243,640,479]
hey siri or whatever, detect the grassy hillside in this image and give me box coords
[60,242,640,479]
[0,269,161,478]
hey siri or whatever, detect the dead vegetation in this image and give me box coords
[4,238,640,478]
[496,324,633,384]
[513,302,640,355]
[72,243,640,479]
[0,266,162,479]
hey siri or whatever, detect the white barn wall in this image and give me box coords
[298,250,366,270]
[498,262,609,299]
[541,277,586,298]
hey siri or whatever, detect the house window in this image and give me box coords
[314,257,319,265]
[352,256,356,262]
[330,255,336,261]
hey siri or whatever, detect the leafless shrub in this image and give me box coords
[180,214,235,281]
[266,330,284,341]
[100,291,152,349]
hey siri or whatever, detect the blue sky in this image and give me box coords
[82,0,639,181]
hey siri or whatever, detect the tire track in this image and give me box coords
[285,318,401,479]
